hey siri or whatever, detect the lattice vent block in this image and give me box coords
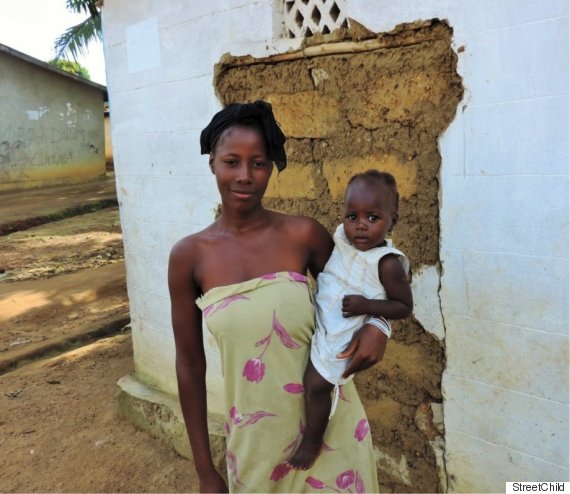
[282,0,348,38]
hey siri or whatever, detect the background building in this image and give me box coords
[102,1,569,491]
[0,44,107,191]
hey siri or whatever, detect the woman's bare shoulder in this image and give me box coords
[271,211,329,237]
[169,224,217,266]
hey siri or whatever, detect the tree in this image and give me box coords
[49,58,91,79]
[53,0,102,61]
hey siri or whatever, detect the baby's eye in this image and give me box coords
[368,215,379,222]
[345,214,357,221]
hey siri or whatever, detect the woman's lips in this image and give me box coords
[231,190,255,199]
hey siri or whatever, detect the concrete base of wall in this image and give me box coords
[117,374,227,475]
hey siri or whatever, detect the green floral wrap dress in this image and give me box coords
[196,272,378,493]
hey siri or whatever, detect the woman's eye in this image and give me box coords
[252,161,267,168]
[225,160,238,166]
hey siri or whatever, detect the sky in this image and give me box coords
[0,0,107,85]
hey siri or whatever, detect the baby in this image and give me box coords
[289,170,413,469]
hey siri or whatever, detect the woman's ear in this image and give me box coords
[209,154,215,174]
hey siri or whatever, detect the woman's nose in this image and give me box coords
[236,164,252,182]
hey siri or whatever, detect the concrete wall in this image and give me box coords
[102,0,569,491]
[0,51,106,191]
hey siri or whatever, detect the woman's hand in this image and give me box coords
[337,324,388,379]
[199,471,228,493]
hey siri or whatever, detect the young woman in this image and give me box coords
[168,101,385,493]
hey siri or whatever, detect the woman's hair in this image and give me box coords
[211,118,265,154]
[347,170,399,212]
[200,101,287,171]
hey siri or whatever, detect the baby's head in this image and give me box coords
[342,170,399,251]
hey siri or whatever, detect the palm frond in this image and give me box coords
[53,15,102,61]
[65,0,99,17]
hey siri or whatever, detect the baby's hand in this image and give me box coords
[342,295,369,317]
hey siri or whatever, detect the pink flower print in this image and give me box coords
[243,311,300,384]
[283,383,304,394]
[288,271,307,282]
[283,421,304,453]
[355,471,365,494]
[202,304,215,318]
[239,410,276,427]
[270,462,291,481]
[224,421,231,435]
[273,311,301,349]
[203,294,248,318]
[254,334,272,347]
[336,470,356,490]
[229,406,243,425]
[242,358,265,383]
[226,450,245,487]
[339,385,351,403]
[354,418,370,442]
[261,273,278,279]
[306,477,326,489]
[321,441,336,452]
[229,406,276,430]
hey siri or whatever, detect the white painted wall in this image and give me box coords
[347,0,569,490]
[101,0,302,412]
[102,0,569,491]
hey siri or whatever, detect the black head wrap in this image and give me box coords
[200,100,287,172]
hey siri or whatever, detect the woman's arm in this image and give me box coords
[303,218,334,277]
[341,254,413,319]
[168,239,227,493]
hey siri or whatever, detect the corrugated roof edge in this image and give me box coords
[0,42,107,100]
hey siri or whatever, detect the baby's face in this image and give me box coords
[342,181,396,251]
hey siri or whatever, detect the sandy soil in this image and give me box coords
[0,208,128,371]
[0,333,199,493]
[0,188,199,493]
[0,207,123,283]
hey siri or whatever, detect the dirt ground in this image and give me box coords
[1,333,199,493]
[0,208,129,372]
[0,180,199,493]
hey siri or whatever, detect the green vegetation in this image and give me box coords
[49,58,91,79]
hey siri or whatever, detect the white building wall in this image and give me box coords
[102,0,569,491]
[347,0,569,490]
[102,0,301,412]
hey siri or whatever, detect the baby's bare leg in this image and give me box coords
[288,359,334,470]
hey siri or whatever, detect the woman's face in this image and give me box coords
[210,125,273,213]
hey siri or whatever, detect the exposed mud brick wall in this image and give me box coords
[215,20,462,492]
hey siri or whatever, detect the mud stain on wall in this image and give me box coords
[214,20,463,492]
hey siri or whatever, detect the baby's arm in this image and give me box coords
[342,254,413,319]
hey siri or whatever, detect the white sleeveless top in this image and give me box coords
[311,224,409,384]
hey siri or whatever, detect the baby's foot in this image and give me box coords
[287,437,322,470]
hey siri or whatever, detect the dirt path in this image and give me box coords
[0,176,117,236]
[0,179,199,493]
[0,207,128,372]
[0,333,199,493]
